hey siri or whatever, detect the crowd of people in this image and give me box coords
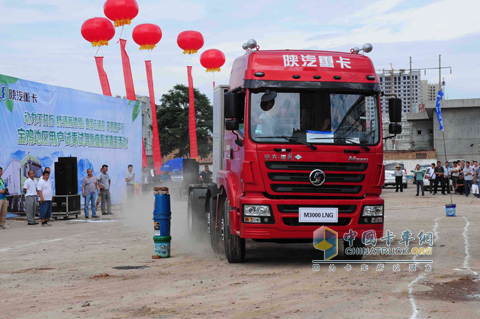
[0,163,214,230]
[411,160,480,197]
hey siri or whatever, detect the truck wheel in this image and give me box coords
[187,192,199,236]
[209,195,222,254]
[343,239,364,260]
[223,199,245,263]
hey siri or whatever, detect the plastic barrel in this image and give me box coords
[153,194,171,237]
[153,236,171,258]
[445,204,456,217]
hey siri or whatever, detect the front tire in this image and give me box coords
[223,199,245,263]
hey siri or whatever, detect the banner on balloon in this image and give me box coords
[187,66,199,160]
[120,39,136,101]
[145,61,163,174]
[0,74,142,209]
[95,57,112,97]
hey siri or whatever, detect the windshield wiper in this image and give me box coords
[256,136,317,150]
[310,137,370,151]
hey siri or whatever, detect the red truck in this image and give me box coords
[188,43,402,263]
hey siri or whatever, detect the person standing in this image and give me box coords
[0,167,9,230]
[125,164,135,199]
[463,161,474,197]
[161,170,171,186]
[413,164,425,196]
[426,163,436,194]
[82,169,99,219]
[451,161,460,193]
[443,161,451,194]
[23,170,38,225]
[473,161,480,198]
[433,161,445,195]
[37,171,53,227]
[142,167,152,194]
[199,165,213,184]
[394,165,405,192]
[97,165,112,215]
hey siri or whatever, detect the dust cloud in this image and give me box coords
[116,191,215,258]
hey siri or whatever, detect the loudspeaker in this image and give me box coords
[52,195,81,212]
[55,157,78,195]
[183,159,199,185]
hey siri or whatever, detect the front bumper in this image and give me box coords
[239,194,384,240]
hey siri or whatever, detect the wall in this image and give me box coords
[433,107,480,162]
[410,120,433,150]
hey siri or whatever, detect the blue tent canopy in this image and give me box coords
[160,158,183,172]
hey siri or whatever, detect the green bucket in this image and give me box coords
[153,236,171,258]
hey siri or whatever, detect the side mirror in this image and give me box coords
[225,119,239,131]
[389,123,402,134]
[224,92,245,119]
[388,98,402,123]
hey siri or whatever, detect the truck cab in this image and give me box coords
[189,48,396,263]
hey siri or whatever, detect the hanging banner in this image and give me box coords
[145,61,163,174]
[95,56,112,97]
[187,66,199,160]
[435,90,444,131]
[120,39,136,101]
[0,74,142,211]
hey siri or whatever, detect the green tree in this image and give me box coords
[157,84,213,159]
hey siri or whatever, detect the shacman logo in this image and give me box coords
[348,156,368,162]
[313,226,338,260]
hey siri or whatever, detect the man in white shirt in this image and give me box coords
[463,161,474,197]
[23,170,38,225]
[125,164,135,200]
[37,171,53,227]
[426,163,436,194]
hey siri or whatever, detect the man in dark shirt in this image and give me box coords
[199,165,213,184]
[433,161,445,195]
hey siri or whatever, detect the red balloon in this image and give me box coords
[177,31,204,54]
[200,49,226,73]
[104,0,139,27]
[81,17,115,47]
[132,24,162,51]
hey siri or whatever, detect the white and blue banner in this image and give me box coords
[435,90,444,131]
[0,74,142,210]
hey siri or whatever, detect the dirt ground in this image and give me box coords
[1,186,479,319]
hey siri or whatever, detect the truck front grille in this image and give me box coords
[265,162,367,171]
[283,217,351,227]
[268,173,365,183]
[271,184,362,194]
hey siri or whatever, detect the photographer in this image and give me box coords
[0,167,9,229]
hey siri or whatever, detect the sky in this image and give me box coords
[1,0,479,103]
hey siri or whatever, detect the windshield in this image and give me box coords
[249,90,380,145]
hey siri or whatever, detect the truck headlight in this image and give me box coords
[362,206,383,217]
[244,205,271,216]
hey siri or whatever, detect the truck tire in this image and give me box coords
[343,239,364,260]
[187,192,200,236]
[223,199,245,263]
[209,195,222,254]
